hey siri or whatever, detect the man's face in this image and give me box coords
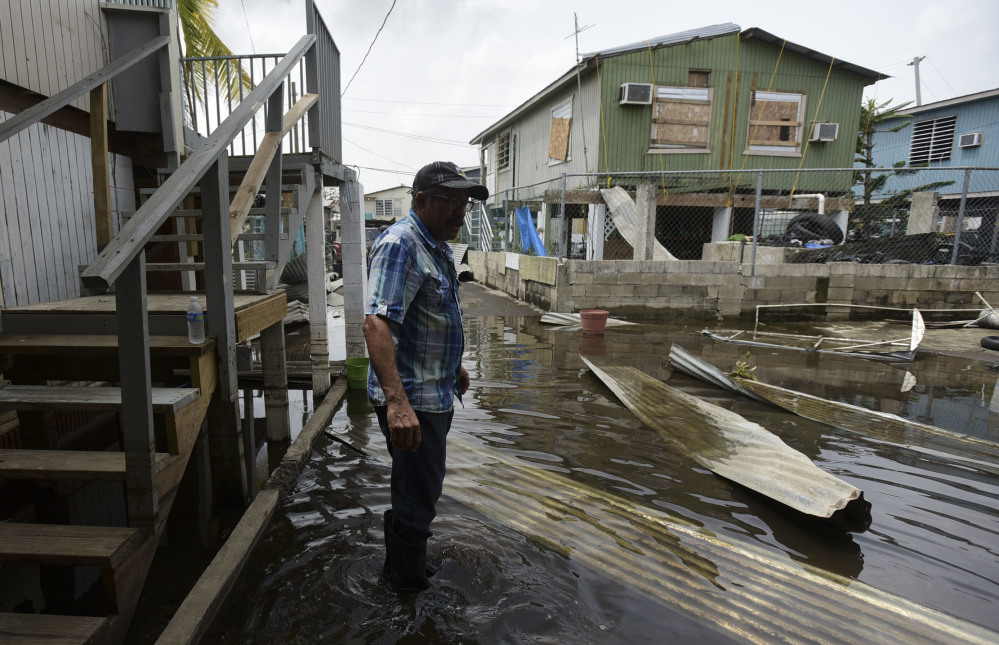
[417,187,470,242]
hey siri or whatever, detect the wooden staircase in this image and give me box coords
[129,161,316,294]
[0,31,321,642]
[0,329,217,644]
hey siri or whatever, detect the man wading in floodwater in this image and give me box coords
[363,161,487,591]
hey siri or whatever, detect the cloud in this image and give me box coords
[207,0,999,192]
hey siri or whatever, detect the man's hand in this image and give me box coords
[387,399,422,451]
[459,367,470,395]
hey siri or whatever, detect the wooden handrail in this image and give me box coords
[80,35,316,292]
[0,36,170,144]
[228,93,317,245]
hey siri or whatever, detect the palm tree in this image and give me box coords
[852,98,953,238]
[178,0,251,122]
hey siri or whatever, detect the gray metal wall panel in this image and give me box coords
[0,0,108,113]
[488,72,601,198]
[0,110,134,306]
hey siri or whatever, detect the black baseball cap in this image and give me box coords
[411,161,488,200]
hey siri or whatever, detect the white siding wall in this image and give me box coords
[488,73,602,198]
[0,0,108,112]
[0,110,134,307]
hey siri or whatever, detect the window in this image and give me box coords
[375,198,402,220]
[650,86,713,151]
[497,131,512,171]
[910,115,957,164]
[549,99,572,162]
[688,70,710,88]
[745,90,805,155]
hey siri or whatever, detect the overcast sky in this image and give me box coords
[212,0,999,193]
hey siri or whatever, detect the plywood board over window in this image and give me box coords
[746,90,805,155]
[651,86,712,151]
[549,99,572,162]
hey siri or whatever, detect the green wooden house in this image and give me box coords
[470,23,882,257]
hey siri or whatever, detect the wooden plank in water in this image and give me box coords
[0,522,141,568]
[0,385,198,413]
[0,449,172,480]
[0,613,109,645]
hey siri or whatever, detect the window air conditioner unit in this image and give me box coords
[620,82,653,105]
[959,131,983,148]
[808,122,839,142]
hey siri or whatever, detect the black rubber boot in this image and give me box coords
[382,510,430,592]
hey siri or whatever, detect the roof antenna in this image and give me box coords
[566,13,594,173]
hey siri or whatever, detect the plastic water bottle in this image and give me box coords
[186,296,205,344]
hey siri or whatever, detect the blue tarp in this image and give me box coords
[516,206,546,256]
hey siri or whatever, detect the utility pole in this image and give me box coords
[908,56,926,106]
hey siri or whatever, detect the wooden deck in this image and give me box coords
[1,291,287,342]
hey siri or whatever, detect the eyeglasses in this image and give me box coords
[425,193,476,210]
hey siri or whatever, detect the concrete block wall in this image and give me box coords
[466,251,999,322]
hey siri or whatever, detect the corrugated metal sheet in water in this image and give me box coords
[581,356,872,530]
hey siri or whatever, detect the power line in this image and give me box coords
[344,97,516,108]
[343,109,503,119]
[356,166,416,176]
[343,136,416,170]
[342,0,397,97]
[927,58,958,96]
[343,121,471,146]
[238,0,256,54]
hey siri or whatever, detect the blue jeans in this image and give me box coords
[375,406,453,543]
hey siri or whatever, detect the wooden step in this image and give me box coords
[138,184,301,198]
[0,449,172,481]
[0,612,109,645]
[149,232,276,243]
[0,522,142,568]
[0,385,199,413]
[0,334,214,357]
[123,206,294,221]
[146,261,275,272]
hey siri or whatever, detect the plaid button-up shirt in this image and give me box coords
[365,211,464,412]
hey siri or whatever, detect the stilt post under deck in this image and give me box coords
[116,252,157,531]
[260,321,290,442]
[341,175,367,360]
[202,153,248,505]
[305,169,330,396]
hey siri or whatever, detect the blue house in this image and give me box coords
[862,88,999,230]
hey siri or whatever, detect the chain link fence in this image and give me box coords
[463,168,999,268]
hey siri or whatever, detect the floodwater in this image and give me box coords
[207,313,999,643]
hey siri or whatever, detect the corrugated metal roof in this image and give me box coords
[741,27,882,81]
[902,87,999,115]
[470,23,882,145]
[581,23,740,59]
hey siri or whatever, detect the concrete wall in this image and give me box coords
[467,250,999,323]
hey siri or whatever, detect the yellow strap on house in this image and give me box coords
[727,34,742,195]
[596,56,609,177]
[731,38,786,197]
[646,41,669,204]
[788,56,835,206]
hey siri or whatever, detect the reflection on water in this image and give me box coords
[209,316,999,642]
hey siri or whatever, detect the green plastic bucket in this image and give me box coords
[346,357,369,390]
